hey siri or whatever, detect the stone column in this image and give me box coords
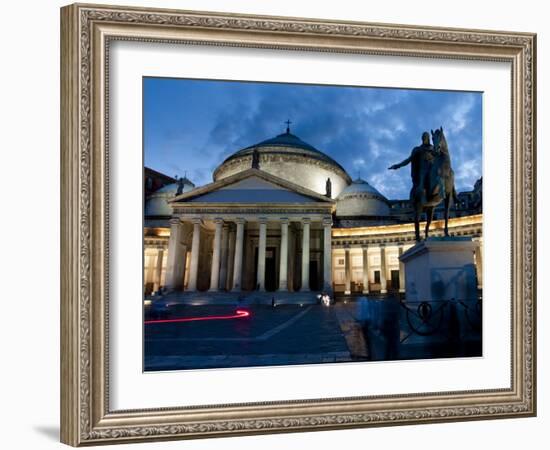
[362,245,370,294]
[165,218,185,291]
[187,218,202,292]
[323,217,332,292]
[153,249,164,293]
[231,218,245,291]
[278,218,289,291]
[379,244,387,294]
[398,244,406,293]
[344,246,352,295]
[145,253,156,289]
[300,218,311,292]
[226,227,236,290]
[474,239,483,289]
[219,224,229,290]
[208,218,223,292]
[257,218,268,291]
[288,224,296,292]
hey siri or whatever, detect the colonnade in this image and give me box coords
[154,232,484,295]
[341,243,406,295]
[143,248,165,295]
[337,239,483,294]
[165,216,333,293]
[474,238,483,289]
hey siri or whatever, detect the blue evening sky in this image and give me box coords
[143,77,482,199]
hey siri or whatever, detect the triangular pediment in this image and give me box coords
[170,169,334,205]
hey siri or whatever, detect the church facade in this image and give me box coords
[144,127,483,300]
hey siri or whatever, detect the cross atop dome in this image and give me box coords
[284,119,292,134]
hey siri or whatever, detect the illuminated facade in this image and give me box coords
[144,129,483,299]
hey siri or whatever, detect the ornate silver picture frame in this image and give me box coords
[60,3,536,446]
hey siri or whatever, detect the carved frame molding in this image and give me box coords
[60,3,536,446]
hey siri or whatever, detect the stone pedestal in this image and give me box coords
[400,237,477,303]
[399,237,480,345]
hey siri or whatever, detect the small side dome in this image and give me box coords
[336,178,390,217]
[145,176,195,216]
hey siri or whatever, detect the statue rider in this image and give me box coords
[388,131,435,201]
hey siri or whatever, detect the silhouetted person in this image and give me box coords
[380,298,401,360]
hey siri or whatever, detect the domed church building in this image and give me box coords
[213,124,351,198]
[144,125,483,300]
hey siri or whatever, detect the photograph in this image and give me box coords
[142,78,484,371]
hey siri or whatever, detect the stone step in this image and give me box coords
[153,291,322,306]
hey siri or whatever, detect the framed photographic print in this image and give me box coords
[60,3,536,446]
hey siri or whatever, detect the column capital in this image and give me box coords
[235,217,246,225]
[344,245,351,252]
[301,217,311,225]
[361,244,369,251]
[258,217,268,225]
[213,217,224,225]
[169,217,181,226]
[191,217,202,225]
[279,217,289,225]
[379,242,387,248]
[322,217,333,227]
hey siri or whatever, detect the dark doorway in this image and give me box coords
[309,260,319,291]
[254,247,277,291]
[265,247,277,291]
[374,270,381,284]
[390,269,400,291]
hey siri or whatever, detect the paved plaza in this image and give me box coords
[144,297,482,371]
[145,303,352,370]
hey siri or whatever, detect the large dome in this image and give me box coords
[336,178,390,217]
[213,128,351,197]
[145,176,195,216]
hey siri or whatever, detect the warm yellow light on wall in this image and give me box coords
[331,214,483,238]
[144,227,171,237]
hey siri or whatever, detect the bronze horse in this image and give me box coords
[412,127,458,241]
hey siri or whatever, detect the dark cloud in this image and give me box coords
[144,78,482,198]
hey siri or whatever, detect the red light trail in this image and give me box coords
[145,309,250,325]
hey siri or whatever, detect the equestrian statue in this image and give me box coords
[388,127,458,241]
